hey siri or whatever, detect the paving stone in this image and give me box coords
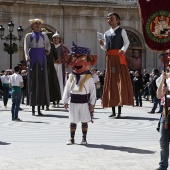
[0,98,166,170]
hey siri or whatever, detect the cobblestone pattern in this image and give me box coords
[0,98,165,170]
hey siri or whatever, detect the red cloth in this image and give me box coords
[107,50,127,65]
[138,0,170,51]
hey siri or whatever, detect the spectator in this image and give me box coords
[9,65,23,121]
[148,68,161,113]
[91,67,100,100]
[143,82,150,101]
[133,71,143,107]
[21,70,27,104]
[142,69,150,99]
[156,72,170,170]
[99,72,104,98]
[0,70,10,108]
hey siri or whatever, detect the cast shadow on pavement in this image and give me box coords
[120,116,159,121]
[92,117,99,120]
[0,141,11,145]
[35,114,69,119]
[85,144,155,154]
[95,111,112,113]
[0,109,11,111]
[46,109,68,112]
[21,120,49,124]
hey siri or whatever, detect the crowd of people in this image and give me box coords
[130,68,164,114]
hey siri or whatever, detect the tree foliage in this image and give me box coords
[3,43,18,54]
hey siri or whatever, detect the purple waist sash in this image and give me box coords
[70,93,90,103]
[29,48,46,69]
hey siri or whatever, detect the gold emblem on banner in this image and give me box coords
[146,10,170,43]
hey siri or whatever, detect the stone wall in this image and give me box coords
[0,0,161,73]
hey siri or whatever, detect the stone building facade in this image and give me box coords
[0,0,163,72]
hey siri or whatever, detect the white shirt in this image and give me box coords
[0,75,10,84]
[62,74,96,105]
[10,73,23,87]
[54,44,60,48]
[92,73,99,84]
[101,26,130,52]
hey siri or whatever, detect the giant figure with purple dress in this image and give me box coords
[24,18,50,115]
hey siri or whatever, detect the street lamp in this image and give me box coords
[0,21,24,69]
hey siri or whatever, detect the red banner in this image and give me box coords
[138,0,170,51]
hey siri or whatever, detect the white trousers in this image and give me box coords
[69,103,91,124]
[54,63,64,97]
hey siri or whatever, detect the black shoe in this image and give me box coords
[155,168,161,170]
[32,111,35,116]
[45,107,50,111]
[19,108,23,111]
[109,113,116,117]
[148,111,155,114]
[38,112,43,116]
[156,111,162,113]
[13,118,22,121]
[115,114,121,119]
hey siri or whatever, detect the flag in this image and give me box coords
[138,0,170,51]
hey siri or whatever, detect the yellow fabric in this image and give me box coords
[69,73,92,92]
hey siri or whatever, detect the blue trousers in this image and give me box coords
[134,91,142,106]
[2,86,9,106]
[11,91,21,119]
[159,115,170,170]
[151,96,161,112]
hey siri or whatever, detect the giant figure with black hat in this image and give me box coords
[24,18,50,115]
[63,41,97,145]
[99,12,134,118]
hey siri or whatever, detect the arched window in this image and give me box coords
[127,31,142,48]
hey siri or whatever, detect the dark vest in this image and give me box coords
[105,27,123,51]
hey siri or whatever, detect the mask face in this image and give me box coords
[64,54,97,74]
[69,54,90,74]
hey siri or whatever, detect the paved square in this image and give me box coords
[0,98,164,170]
